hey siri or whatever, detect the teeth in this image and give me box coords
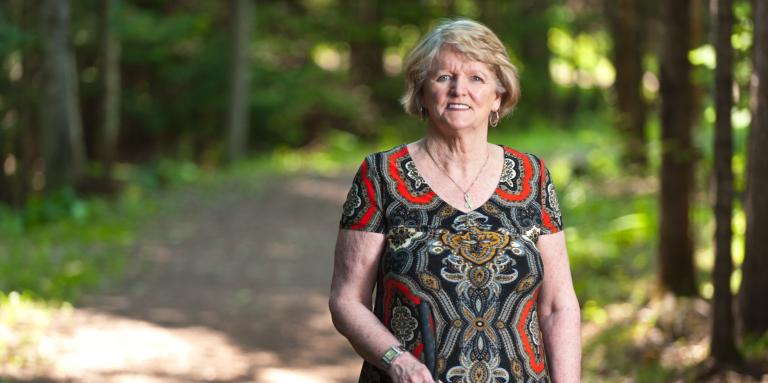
[447,103,469,109]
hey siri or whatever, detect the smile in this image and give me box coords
[446,103,470,110]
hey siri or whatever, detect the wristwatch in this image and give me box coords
[381,345,407,368]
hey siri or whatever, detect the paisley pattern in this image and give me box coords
[340,144,563,383]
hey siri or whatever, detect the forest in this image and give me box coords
[0,0,767,382]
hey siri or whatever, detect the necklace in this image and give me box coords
[423,141,490,210]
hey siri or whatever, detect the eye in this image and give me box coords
[436,74,452,81]
[471,75,484,82]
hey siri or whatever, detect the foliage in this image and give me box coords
[2,0,616,168]
[0,193,133,302]
[0,157,213,303]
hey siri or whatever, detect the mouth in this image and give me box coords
[446,103,470,110]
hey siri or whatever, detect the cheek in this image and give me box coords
[424,88,445,106]
[468,84,490,96]
[478,88,499,105]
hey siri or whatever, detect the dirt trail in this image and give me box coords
[8,172,363,383]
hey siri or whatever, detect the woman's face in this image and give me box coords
[421,47,502,132]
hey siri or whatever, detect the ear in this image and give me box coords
[416,90,429,118]
[492,91,502,111]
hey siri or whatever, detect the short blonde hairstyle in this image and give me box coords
[400,19,521,120]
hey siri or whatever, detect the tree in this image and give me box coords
[98,0,121,181]
[739,0,768,337]
[344,0,389,111]
[657,0,697,296]
[225,0,253,162]
[0,0,24,207]
[39,0,85,190]
[606,0,649,172]
[495,1,553,122]
[710,0,741,366]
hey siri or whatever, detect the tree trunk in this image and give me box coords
[513,0,553,121]
[39,0,85,190]
[18,0,41,203]
[710,0,741,365]
[347,1,383,81]
[0,1,19,206]
[98,0,121,181]
[225,0,253,162]
[345,0,388,111]
[739,0,768,337]
[606,0,648,172]
[657,0,697,296]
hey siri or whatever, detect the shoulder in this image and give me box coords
[496,144,546,169]
[372,143,409,159]
[356,143,409,170]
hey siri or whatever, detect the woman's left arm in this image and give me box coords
[537,230,581,382]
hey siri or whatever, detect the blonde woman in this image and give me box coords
[330,19,581,383]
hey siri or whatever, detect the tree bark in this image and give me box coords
[739,0,768,337]
[0,1,18,206]
[513,0,553,120]
[606,0,648,172]
[226,0,253,162]
[345,0,387,112]
[710,0,741,365]
[347,1,383,82]
[657,0,698,296]
[98,0,121,181]
[39,0,85,190]
[17,0,41,204]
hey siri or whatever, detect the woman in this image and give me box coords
[329,19,581,383]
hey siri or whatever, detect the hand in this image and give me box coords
[387,352,437,383]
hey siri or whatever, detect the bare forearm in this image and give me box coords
[329,298,401,370]
[329,230,434,382]
[540,306,581,382]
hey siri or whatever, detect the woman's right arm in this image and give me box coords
[329,229,435,383]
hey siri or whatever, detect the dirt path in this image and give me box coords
[9,171,363,382]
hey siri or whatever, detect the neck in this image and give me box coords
[422,127,489,172]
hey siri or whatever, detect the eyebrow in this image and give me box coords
[432,66,490,75]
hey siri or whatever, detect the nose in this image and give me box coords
[450,76,468,96]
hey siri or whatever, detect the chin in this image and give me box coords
[439,119,482,132]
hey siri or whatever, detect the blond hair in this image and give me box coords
[400,19,521,120]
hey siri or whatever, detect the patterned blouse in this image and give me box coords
[339,143,564,383]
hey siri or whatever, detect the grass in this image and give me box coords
[0,189,146,303]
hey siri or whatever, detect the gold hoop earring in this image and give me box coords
[489,110,500,127]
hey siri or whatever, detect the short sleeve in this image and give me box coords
[538,158,564,235]
[339,155,386,233]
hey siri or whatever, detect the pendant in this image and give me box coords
[464,193,473,210]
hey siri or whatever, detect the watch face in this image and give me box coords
[382,346,404,366]
[384,348,398,361]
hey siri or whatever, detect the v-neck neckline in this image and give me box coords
[403,143,507,215]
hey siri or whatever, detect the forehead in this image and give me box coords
[431,47,493,74]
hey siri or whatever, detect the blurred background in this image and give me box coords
[1,0,767,382]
